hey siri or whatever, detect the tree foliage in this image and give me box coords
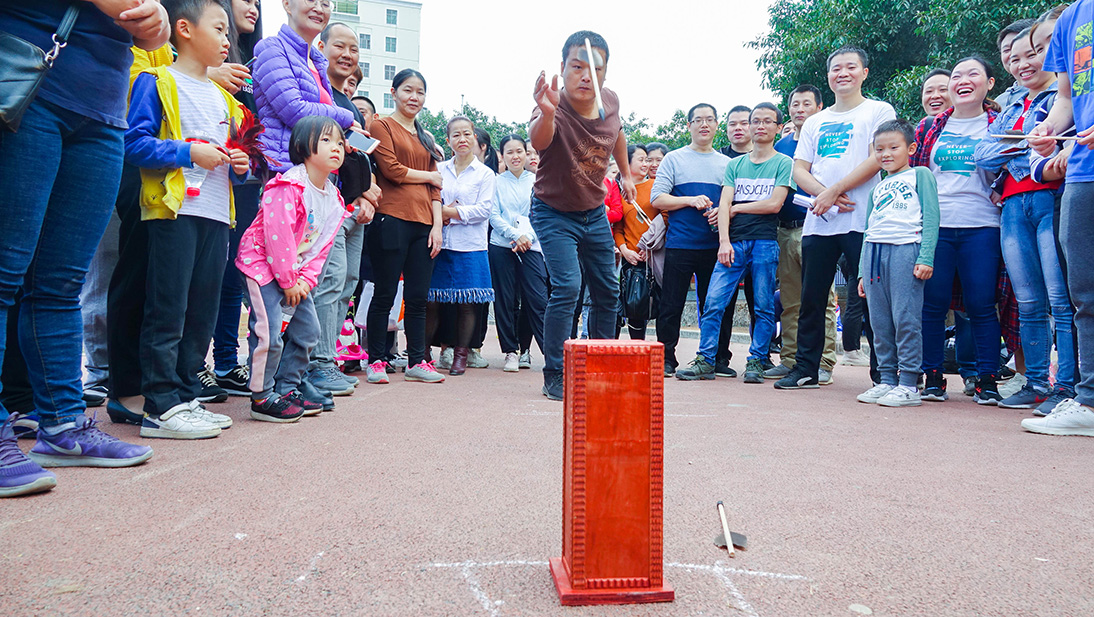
[748,0,1058,120]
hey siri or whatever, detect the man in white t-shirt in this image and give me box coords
[775,46,896,390]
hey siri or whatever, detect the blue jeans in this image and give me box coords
[954,311,977,379]
[1001,190,1076,391]
[0,100,123,426]
[698,240,779,363]
[531,199,619,378]
[923,227,1001,376]
[213,182,261,373]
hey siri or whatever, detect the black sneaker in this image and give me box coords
[743,358,764,384]
[342,359,362,374]
[663,362,677,378]
[922,369,948,401]
[214,365,251,396]
[82,385,108,407]
[773,367,819,390]
[249,395,304,423]
[197,368,229,403]
[298,378,335,411]
[973,374,1003,406]
[715,360,737,378]
[677,356,716,381]
[542,373,563,401]
[284,390,323,416]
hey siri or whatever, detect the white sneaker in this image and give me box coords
[140,403,222,439]
[857,383,894,404]
[818,368,834,385]
[519,350,532,369]
[467,348,489,368]
[878,385,922,407]
[188,399,232,429]
[436,348,453,370]
[504,352,520,372]
[998,372,1027,399]
[1021,399,1094,436]
[841,349,871,367]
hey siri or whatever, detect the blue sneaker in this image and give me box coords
[12,412,39,439]
[0,414,57,497]
[29,414,153,468]
[307,366,354,396]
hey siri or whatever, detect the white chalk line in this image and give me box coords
[428,559,808,617]
[295,550,325,583]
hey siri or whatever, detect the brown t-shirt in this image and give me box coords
[372,116,441,226]
[531,86,621,212]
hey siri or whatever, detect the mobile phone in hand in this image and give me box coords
[346,130,379,155]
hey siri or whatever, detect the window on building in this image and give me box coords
[333,0,358,14]
[383,93,394,109]
[386,9,397,25]
[359,33,370,49]
[359,62,370,78]
[384,65,396,80]
[385,36,397,53]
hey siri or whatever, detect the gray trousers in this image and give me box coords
[1061,182,1094,406]
[862,241,924,388]
[80,210,120,389]
[310,217,363,369]
[245,277,320,400]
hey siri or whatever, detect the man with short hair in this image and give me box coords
[720,105,753,158]
[304,22,381,398]
[775,46,895,390]
[652,104,731,376]
[351,95,379,131]
[676,103,791,383]
[765,84,842,380]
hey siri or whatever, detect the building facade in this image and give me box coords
[330,0,422,111]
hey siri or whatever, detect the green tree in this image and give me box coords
[749,0,1057,120]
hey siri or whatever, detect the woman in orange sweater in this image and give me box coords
[613,144,656,339]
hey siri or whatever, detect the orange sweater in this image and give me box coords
[613,178,657,251]
[372,117,442,226]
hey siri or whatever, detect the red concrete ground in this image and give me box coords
[3,335,1093,617]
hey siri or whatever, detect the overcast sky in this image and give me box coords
[264,1,779,126]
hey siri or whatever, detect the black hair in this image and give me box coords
[687,103,719,122]
[727,104,752,116]
[164,0,228,47]
[352,95,376,116]
[562,30,609,63]
[320,21,355,45]
[826,45,869,70]
[873,119,916,146]
[391,69,442,162]
[289,115,344,166]
[351,65,363,82]
[472,126,500,173]
[751,102,784,124]
[498,133,526,153]
[953,55,995,81]
[1039,4,1069,22]
[789,84,822,106]
[997,18,1037,49]
[921,68,951,89]
[627,143,648,162]
[645,142,669,156]
[234,0,262,64]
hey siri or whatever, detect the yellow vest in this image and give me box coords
[137,66,245,226]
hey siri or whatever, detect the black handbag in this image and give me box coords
[0,5,80,132]
[621,261,654,325]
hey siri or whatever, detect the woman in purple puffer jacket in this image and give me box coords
[252,0,358,173]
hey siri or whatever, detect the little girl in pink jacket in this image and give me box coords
[236,116,350,423]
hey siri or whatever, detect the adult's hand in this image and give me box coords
[620,177,637,203]
[619,244,640,265]
[1029,121,1060,157]
[353,196,375,224]
[114,0,170,51]
[209,63,250,94]
[534,71,560,116]
[363,183,382,207]
[717,239,734,267]
[426,171,443,188]
[512,235,532,253]
[428,225,442,258]
[90,0,142,20]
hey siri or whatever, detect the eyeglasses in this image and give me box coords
[302,0,333,10]
[690,117,718,126]
[750,119,779,126]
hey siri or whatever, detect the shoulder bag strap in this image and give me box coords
[45,5,81,67]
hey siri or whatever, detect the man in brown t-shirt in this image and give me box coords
[529,30,636,400]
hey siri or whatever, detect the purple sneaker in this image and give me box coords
[29,414,153,468]
[1,414,57,497]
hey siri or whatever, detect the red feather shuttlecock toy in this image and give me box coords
[223,107,275,177]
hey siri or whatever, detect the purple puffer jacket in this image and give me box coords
[253,24,354,172]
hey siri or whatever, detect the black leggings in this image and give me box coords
[366,214,433,367]
[426,302,479,349]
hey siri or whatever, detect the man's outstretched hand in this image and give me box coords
[534,71,560,116]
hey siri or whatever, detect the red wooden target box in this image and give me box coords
[549,339,674,605]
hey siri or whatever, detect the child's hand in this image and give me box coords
[283,280,310,307]
[229,148,250,175]
[857,279,866,298]
[190,143,230,171]
[913,264,933,281]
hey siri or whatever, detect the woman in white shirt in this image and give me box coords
[426,117,496,375]
[489,134,548,372]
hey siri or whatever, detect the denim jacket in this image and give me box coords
[974,80,1059,184]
